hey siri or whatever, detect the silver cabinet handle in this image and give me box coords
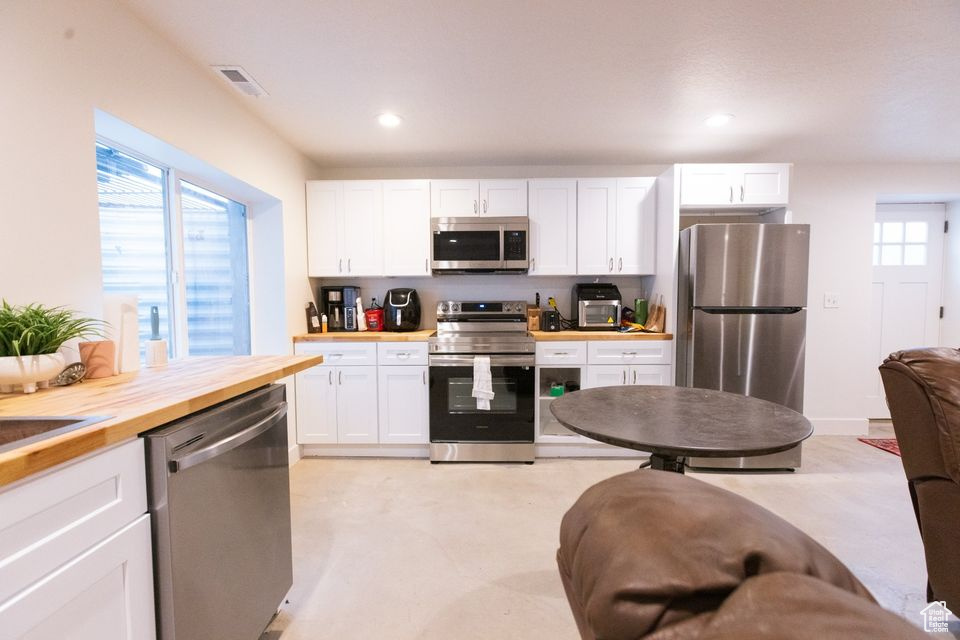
[397,352,410,359]
[338,370,343,385]
[422,370,427,385]
[328,370,333,385]
[740,185,745,202]
[621,369,627,384]
[425,257,429,273]
[474,200,478,214]
[618,257,622,272]
[531,257,535,272]
[339,258,343,273]
[608,257,613,272]
[632,369,637,384]
[347,258,351,272]
[729,185,734,203]
[483,199,488,213]
[553,351,569,356]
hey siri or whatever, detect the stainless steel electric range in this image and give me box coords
[428,300,535,463]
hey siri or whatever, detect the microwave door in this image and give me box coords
[432,228,503,270]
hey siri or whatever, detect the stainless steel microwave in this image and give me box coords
[430,217,529,273]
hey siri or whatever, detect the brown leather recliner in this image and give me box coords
[879,347,960,612]
[557,470,927,640]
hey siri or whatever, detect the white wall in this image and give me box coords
[791,163,960,434]
[0,1,317,457]
[941,200,960,348]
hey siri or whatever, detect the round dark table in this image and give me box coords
[549,386,813,473]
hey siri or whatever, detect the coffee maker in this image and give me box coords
[320,286,361,331]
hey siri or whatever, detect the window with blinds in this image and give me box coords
[96,142,251,357]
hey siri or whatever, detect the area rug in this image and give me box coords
[858,438,901,457]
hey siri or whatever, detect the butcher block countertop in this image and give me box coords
[294,330,671,342]
[0,355,321,488]
[294,330,435,342]
[530,330,673,341]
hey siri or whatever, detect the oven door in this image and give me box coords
[431,220,503,270]
[429,355,535,442]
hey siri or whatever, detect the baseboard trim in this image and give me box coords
[301,444,430,458]
[288,444,301,465]
[811,418,869,436]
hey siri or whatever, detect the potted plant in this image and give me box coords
[0,301,103,393]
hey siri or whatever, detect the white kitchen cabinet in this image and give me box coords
[586,341,672,366]
[383,180,431,276]
[430,179,527,217]
[528,179,577,275]
[294,343,379,444]
[577,178,656,275]
[378,365,429,444]
[679,163,790,209]
[306,180,383,276]
[0,439,155,639]
[584,364,672,388]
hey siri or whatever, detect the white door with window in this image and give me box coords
[868,203,945,418]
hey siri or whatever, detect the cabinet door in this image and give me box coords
[295,367,338,443]
[340,181,383,275]
[738,163,790,207]
[584,365,629,388]
[479,179,527,216]
[679,164,735,207]
[378,365,429,444]
[383,180,431,276]
[577,179,615,274]
[528,179,577,275]
[431,180,479,217]
[616,178,657,275]
[335,366,379,443]
[1,515,155,640]
[629,364,672,386]
[306,181,342,276]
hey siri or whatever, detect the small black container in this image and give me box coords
[540,309,561,332]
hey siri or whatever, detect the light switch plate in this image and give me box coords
[824,293,840,308]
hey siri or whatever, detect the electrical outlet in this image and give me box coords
[824,293,840,309]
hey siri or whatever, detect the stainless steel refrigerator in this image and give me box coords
[676,223,810,470]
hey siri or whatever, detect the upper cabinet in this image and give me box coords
[680,163,790,209]
[306,180,384,276]
[431,179,527,217]
[577,178,656,276]
[528,179,577,275]
[383,180,431,276]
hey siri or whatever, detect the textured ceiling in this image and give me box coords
[120,0,960,167]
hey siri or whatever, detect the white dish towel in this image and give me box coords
[472,355,495,411]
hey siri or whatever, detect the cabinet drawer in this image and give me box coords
[0,439,147,604]
[587,341,672,365]
[295,341,377,366]
[377,342,429,366]
[536,342,587,365]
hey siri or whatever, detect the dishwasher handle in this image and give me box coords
[169,403,287,473]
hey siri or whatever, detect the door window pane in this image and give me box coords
[880,244,902,266]
[96,144,174,355]
[904,244,927,266]
[882,222,903,243]
[904,221,928,243]
[180,181,251,356]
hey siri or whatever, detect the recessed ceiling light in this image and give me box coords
[704,113,734,127]
[378,113,402,128]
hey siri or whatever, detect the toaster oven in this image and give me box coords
[573,283,622,330]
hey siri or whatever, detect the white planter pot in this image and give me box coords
[0,353,66,394]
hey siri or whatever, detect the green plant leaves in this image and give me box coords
[0,300,104,357]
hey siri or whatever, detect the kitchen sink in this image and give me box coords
[0,416,111,454]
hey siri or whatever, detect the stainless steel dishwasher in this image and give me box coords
[143,384,292,640]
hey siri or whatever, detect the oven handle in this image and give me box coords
[429,355,535,367]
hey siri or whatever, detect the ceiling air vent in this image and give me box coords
[211,65,268,97]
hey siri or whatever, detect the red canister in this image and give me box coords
[365,298,385,331]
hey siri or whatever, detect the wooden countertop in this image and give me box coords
[294,330,671,342]
[294,330,435,342]
[0,355,322,488]
[530,330,673,341]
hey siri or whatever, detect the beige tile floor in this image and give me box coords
[264,427,956,639]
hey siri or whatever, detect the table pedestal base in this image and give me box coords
[649,454,686,473]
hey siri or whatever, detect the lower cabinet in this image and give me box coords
[296,365,378,444]
[584,364,672,388]
[378,365,429,444]
[0,439,155,639]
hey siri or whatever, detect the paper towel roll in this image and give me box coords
[103,294,140,374]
